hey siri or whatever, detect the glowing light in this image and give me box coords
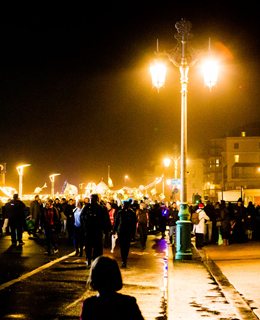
[16,164,31,175]
[202,58,219,89]
[49,173,61,197]
[163,157,171,168]
[150,60,167,89]
[0,186,17,197]
[16,164,31,199]
[49,173,61,182]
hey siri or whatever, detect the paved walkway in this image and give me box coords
[1,232,260,319]
[167,241,260,320]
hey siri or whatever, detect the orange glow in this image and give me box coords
[150,60,167,89]
[201,58,219,89]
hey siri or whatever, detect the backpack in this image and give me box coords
[191,211,200,225]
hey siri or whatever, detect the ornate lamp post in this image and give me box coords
[49,173,60,198]
[150,19,219,260]
[16,164,31,199]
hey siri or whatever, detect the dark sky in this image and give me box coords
[0,2,259,193]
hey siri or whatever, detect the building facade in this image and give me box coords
[204,132,260,203]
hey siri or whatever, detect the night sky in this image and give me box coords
[0,2,259,194]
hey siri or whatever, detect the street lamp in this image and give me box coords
[16,164,31,199]
[49,173,61,198]
[163,157,171,169]
[150,19,219,260]
[162,157,171,197]
[163,156,180,180]
[163,156,181,201]
[124,174,129,185]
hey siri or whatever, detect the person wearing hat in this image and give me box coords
[193,202,210,249]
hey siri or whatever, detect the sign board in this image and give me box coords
[170,179,181,186]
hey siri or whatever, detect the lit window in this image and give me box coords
[216,159,220,167]
[234,155,239,162]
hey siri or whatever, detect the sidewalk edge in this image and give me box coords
[199,248,259,320]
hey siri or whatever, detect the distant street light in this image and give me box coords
[163,156,180,199]
[16,164,31,199]
[163,157,171,168]
[162,158,171,197]
[49,173,61,198]
[124,175,129,185]
[150,19,219,260]
[163,156,180,180]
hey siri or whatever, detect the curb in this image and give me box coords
[167,244,174,319]
[199,248,259,320]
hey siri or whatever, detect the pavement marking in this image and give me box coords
[130,251,150,255]
[65,292,89,310]
[0,251,76,291]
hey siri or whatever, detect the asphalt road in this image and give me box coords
[0,232,167,320]
[1,232,260,320]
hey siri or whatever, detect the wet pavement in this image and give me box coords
[200,242,260,320]
[0,232,167,320]
[167,239,260,320]
[0,232,260,319]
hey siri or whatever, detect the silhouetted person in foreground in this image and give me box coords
[80,255,144,320]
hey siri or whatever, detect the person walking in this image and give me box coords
[159,203,168,239]
[113,200,137,268]
[204,200,215,244]
[104,201,117,249]
[73,200,84,256]
[233,198,248,243]
[41,199,60,255]
[80,255,144,320]
[136,202,149,249]
[219,200,231,246]
[29,195,42,237]
[80,194,110,268]
[167,202,179,245]
[245,201,256,240]
[64,198,76,244]
[193,203,210,249]
[5,194,26,247]
[59,197,68,234]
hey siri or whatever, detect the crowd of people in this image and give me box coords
[1,193,260,319]
[1,193,260,261]
[190,198,260,248]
